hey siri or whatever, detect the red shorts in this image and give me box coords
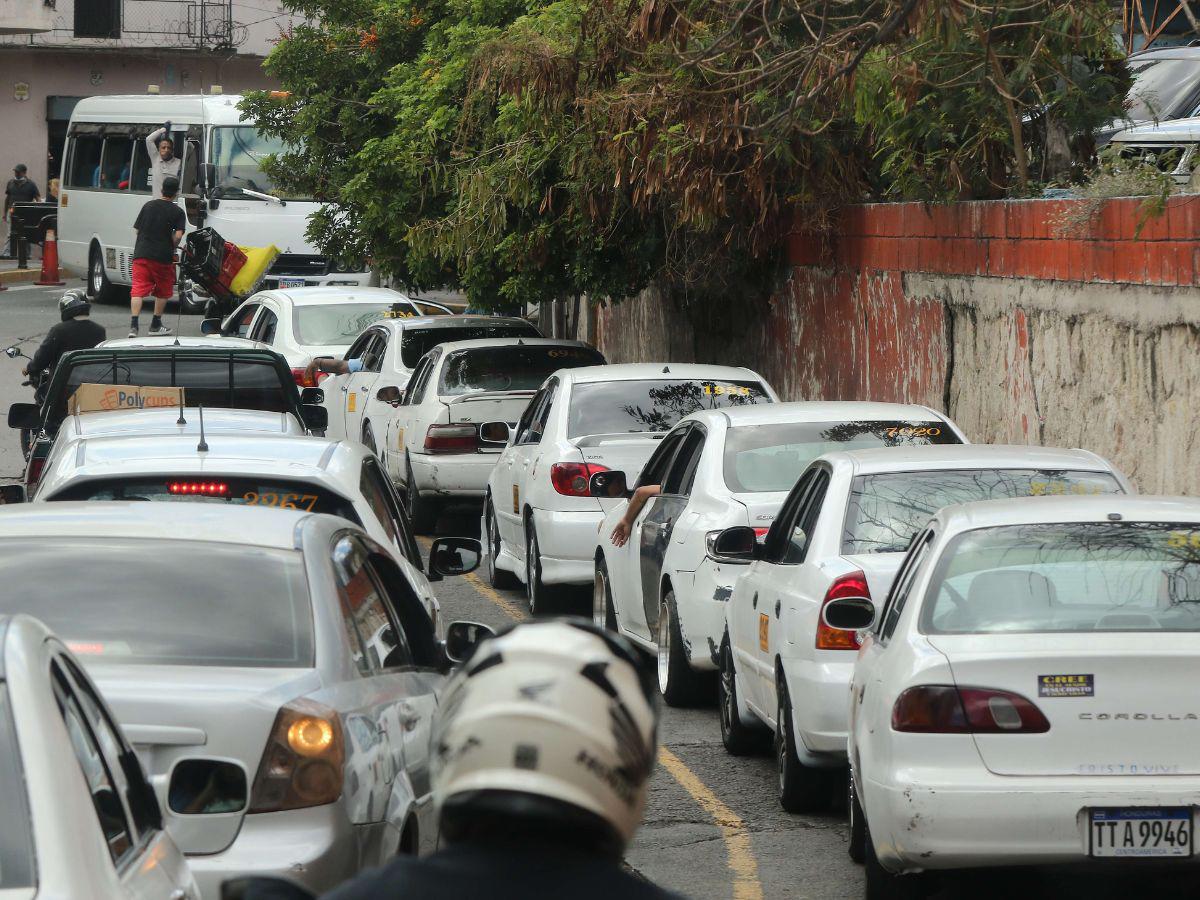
[132,258,175,299]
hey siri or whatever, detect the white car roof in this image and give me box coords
[934,495,1200,534]
[682,401,943,429]
[258,286,414,307]
[431,337,597,356]
[99,336,260,350]
[55,408,302,441]
[827,444,1116,476]
[0,501,306,549]
[1109,115,1200,142]
[373,315,536,335]
[559,362,765,385]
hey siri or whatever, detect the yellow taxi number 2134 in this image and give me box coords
[243,492,319,511]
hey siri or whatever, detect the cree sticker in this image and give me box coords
[1038,674,1094,698]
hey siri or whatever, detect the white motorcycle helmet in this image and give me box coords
[432,618,659,854]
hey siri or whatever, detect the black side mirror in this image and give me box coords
[444,620,495,666]
[200,318,221,336]
[8,403,39,430]
[706,526,758,564]
[822,596,876,632]
[590,469,630,498]
[429,537,482,580]
[221,877,316,900]
[299,387,324,405]
[479,421,511,444]
[301,404,328,431]
[0,485,26,504]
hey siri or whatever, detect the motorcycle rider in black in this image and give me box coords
[25,290,107,394]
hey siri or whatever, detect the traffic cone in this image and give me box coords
[35,228,65,287]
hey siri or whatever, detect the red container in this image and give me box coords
[217,242,248,291]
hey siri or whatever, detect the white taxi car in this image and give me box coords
[715,445,1132,814]
[0,614,198,899]
[319,315,541,450]
[0,503,488,899]
[483,363,778,613]
[201,287,452,387]
[841,496,1200,896]
[592,403,968,705]
[32,432,443,625]
[393,338,606,532]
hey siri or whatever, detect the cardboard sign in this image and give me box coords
[68,383,184,414]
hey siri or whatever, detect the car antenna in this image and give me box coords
[197,405,209,453]
[176,402,187,426]
[662,365,670,373]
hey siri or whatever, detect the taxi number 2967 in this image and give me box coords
[243,491,319,511]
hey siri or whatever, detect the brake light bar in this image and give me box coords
[891,685,1050,734]
[550,462,610,497]
[168,481,229,496]
[424,424,478,454]
[816,571,870,650]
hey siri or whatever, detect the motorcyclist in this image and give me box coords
[25,290,106,388]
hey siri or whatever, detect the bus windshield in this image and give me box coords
[209,127,311,201]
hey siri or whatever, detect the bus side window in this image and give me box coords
[131,135,151,193]
[67,135,103,189]
[100,137,132,191]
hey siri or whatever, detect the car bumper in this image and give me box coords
[188,804,363,899]
[865,771,1200,872]
[532,507,603,585]
[782,657,855,757]
[410,452,501,498]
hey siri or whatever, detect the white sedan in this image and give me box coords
[0,502,487,899]
[716,445,1132,814]
[393,338,607,532]
[593,402,968,705]
[842,495,1200,896]
[0,613,198,899]
[483,363,778,613]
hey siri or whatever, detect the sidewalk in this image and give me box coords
[0,257,39,287]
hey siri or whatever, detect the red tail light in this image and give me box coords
[424,424,478,454]
[550,462,610,497]
[892,685,1050,734]
[816,571,870,650]
[168,481,229,496]
[25,454,45,488]
[753,527,770,541]
[291,367,329,388]
[249,699,345,813]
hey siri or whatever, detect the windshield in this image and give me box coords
[0,539,313,667]
[923,522,1200,634]
[293,304,392,346]
[724,420,960,493]
[209,126,311,201]
[439,345,605,396]
[567,379,771,438]
[0,686,34,889]
[400,324,540,369]
[1125,58,1200,121]
[843,469,1124,555]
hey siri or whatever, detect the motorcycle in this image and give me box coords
[5,346,45,461]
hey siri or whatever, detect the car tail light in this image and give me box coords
[891,685,1050,734]
[816,571,870,650]
[424,424,478,454]
[167,481,229,496]
[249,699,345,813]
[550,462,609,496]
[291,367,329,388]
[25,454,45,488]
[753,527,770,541]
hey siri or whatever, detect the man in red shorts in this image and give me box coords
[130,174,185,337]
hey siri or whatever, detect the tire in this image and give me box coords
[88,245,125,304]
[776,678,836,813]
[484,500,519,589]
[657,592,709,707]
[718,639,766,755]
[404,456,438,534]
[848,766,867,864]
[864,824,929,900]
[593,556,618,631]
[524,519,562,616]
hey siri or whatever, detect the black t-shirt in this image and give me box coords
[5,177,39,209]
[28,318,107,378]
[133,199,186,263]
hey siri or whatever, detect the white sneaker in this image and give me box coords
[148,325,172,336]
[127,328,138,338]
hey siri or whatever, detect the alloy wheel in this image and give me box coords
[657,607,671,695]
[593,567,608,629]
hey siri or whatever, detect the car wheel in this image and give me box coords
[362,422,379,457]
[485,500,518,589]
[88,245,125,304]
[864,822,930,899]
[776,678,835,813]
[593,556,618,631]
[524,519,562,615]
[848,766,867,863]
[657,593,708,707]
[404,456,438,534]
[718,638,766,755]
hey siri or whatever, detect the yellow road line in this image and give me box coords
[462,571,527,621]
[658,747,764,900]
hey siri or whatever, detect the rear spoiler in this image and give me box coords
[443,390,538,404]
[571,431,665,449]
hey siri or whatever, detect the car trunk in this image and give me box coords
[91,663,322,854]
[731,490,790,532]
[439,391,537,451]
[926,632,1200,776]
[841,552,906,604]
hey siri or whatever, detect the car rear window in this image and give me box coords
[293,304,390,345]
[0,539,314,667]
[923,522,1200,634]
[46,477,361,523]
[843,469,1124,555]
[400,324,540,368]
[723,420,960,493]
[567,379,771,438]
[0,685,34,889]
[439,345,605,396]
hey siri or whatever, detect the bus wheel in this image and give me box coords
[88,246,125,305]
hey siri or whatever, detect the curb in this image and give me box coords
[0,268,38,286]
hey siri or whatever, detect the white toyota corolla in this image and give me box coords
[839,495,1200,896]
[715,445,1132,815]
[591,402,968,705]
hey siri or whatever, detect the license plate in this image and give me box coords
[278,277,306,288]
[1089,808,1193,857]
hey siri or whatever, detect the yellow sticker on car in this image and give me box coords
[347,392,357,412]
[758,613,769,651]
[512,485,520,514]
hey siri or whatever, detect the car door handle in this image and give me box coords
[752,592,758,609]
[774,599,781,618]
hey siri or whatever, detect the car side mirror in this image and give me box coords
[299,387,324,405]
[590,470,630,499]
[479,421,510,445]
[8,403,39,430]
[221,877,316,900]
[444,620,495,666]
[301,404,328,431]
[821,596,876,632]
[429,537,481,580]
[706,526,758,564]
[200,318,221,336]
[4,346,21,359]
[0,484,26,504]
[376,385,403,408]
